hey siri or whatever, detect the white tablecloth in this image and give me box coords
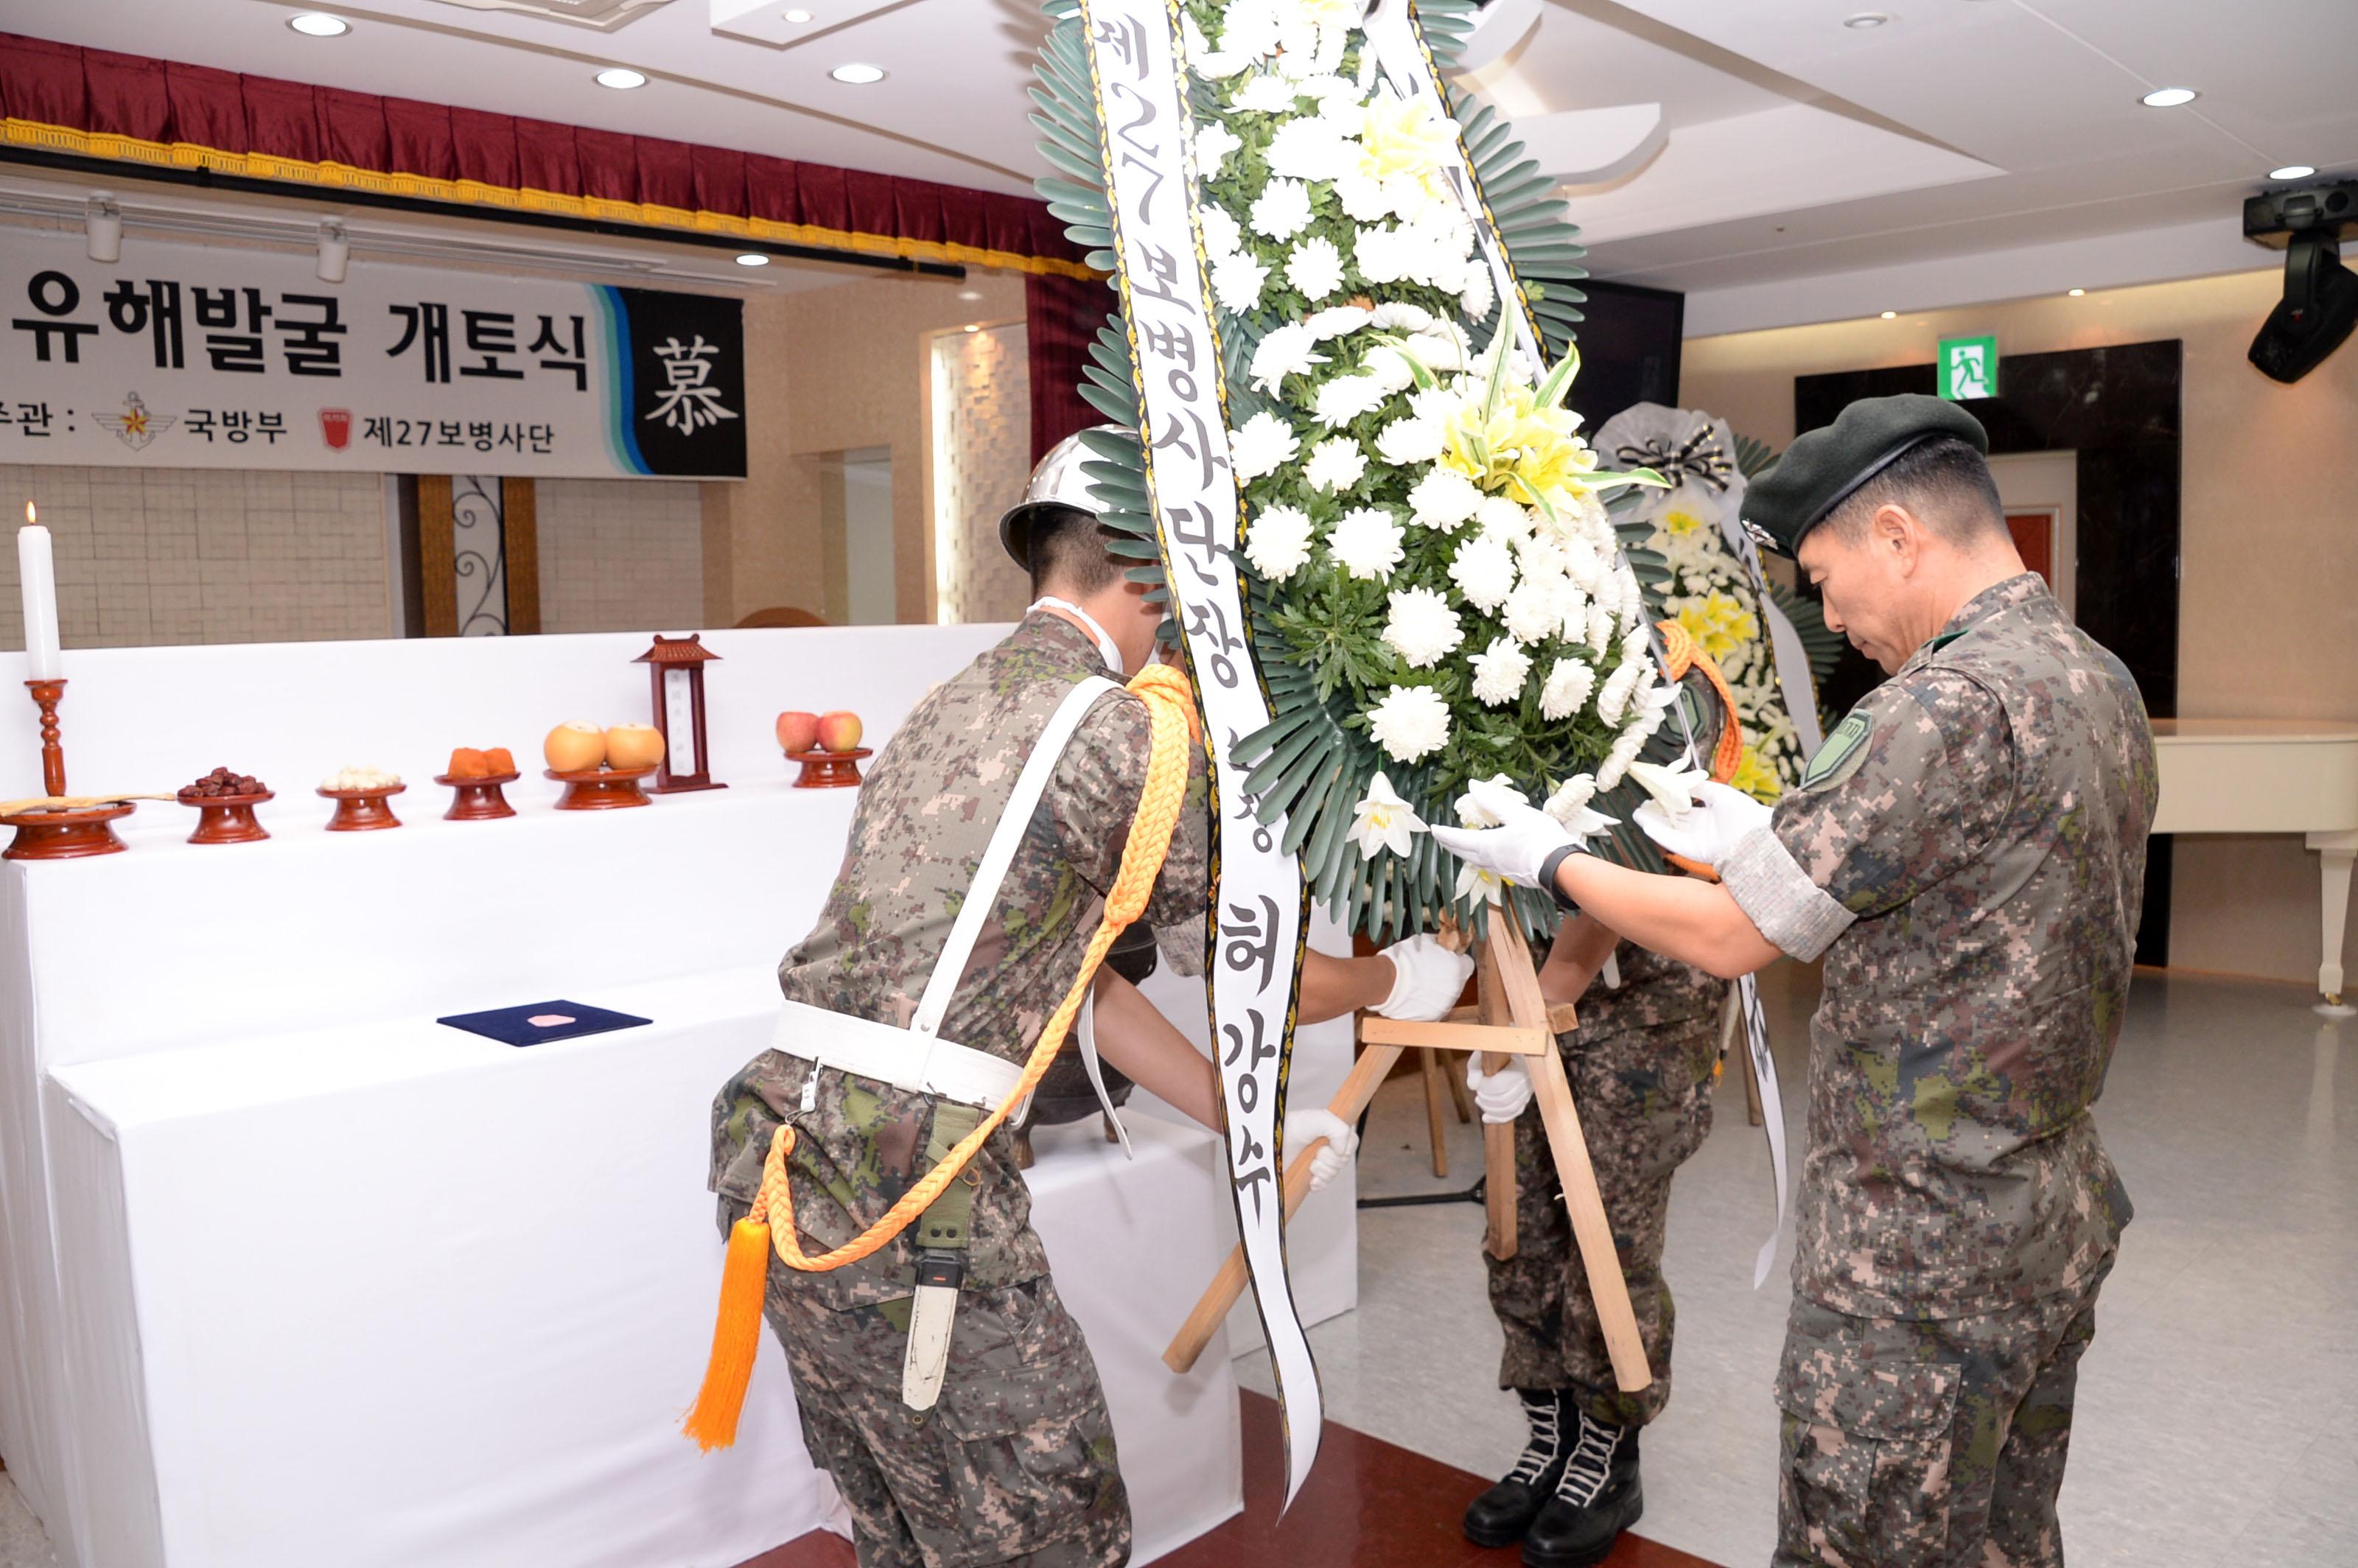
[45,970,1244,1568]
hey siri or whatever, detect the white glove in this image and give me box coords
[1465,1055,1533,1124]
[1372,933,1475,1021]
[1429,778,1597,890]
[1633,780,1773,869]
[1283,1107,1358,1193]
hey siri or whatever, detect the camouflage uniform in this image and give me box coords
[1488,666,1730,1429]
[708,612,1208,1568]
[1716,574,2157,1567]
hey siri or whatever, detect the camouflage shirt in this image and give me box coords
[708,612,1211,1306]
[1718,574,2156,1318]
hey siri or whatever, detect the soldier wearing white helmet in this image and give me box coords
[704,429,1474,1567]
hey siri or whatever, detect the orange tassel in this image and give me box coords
[681,1216,773,1452]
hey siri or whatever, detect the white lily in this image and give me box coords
[1626,757,1709,822]
[1348,771,1426,861]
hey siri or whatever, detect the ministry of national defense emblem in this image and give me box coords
[94,392,174,452]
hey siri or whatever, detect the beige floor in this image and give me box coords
[6,966,2352,1567]
[1239,963,2358,1568]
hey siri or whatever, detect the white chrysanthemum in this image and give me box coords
[1626,662,1661,719]
[1249,178,1314,242]
[1560,535,1606,594]
[1477,495,1535,543]
[1193,120,1244,168]
[1243,502,1315,582]
[1503,578,1561,645]
[1374,416,1444,466]
[1329,505,1404,579]
[1287,235,1346,301]
[1455,774,1528,827]
[1265,116,1352,181]
[1313,372,1390,428]
[1382,587,1463,668]
[1409,383,1463,426]
[1460,262,1496,322]
[1596,727,1648,791]
[1407,329,1468,376]
[1371,301,1436,333]
[1249,323,1326,395]
[1229,410,1301,480]
[1211,251,1270,314]
[1596,654,1647,726]
[1447,533,1517,609]
[1181,15,1251,80]
[1585,603,1616,654]
[1233,73,1301,114]
[1334,169,1393,223]
[1354,225,1413,285]
[1553,581,1590,643]
[1366,346,1417,395]
[1540,657,1597,721]
[1470,636,1532,706]
[1303,435,1368,493]
[1220,0,1282,59]
[1408,467,1483,531]
[1620,569,1648,630]
[1304,303,1372,340]
[1294,71,1363,105]
[1516,533,1567,583]
[1368,684,1450,763]
[1199,204,1242,261]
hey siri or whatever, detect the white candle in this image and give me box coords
[18,503,60,681]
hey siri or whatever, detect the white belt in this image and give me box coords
[772,998,1024,1111]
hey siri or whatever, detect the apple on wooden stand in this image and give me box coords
[775,710,819,755]
[817,711,864,753]
[783,708,869,788]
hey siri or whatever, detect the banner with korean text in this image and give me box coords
[0,233,744,478]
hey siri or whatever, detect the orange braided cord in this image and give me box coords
[748,663,1197,1271]
[1651,620,1746,785]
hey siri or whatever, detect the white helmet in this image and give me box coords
[998,424,1128,570]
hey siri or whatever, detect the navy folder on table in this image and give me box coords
[436,1001,653,1047]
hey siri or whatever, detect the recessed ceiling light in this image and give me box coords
[595,67,647,91]
[1844,12,1890,28]
[735,253,770,267]
[830,63,886,85]
[2140,86,2197,108]
[1879,310,1897,320]
[962,323,980,333]
[783,7,813,20]
[287,13,349,36]
[2270,164,2317,181]
[956,288,982,301]
[2067,287,2085,297]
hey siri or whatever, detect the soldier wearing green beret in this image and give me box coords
[1433,393,2158,1567]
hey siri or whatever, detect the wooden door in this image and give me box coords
[2007,511,2055,589]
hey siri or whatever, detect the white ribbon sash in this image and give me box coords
[1080,0,1322,1508]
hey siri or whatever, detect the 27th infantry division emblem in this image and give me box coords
[94,392,175,452]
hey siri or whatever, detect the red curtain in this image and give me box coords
[0,29,1085,271]
[1026,270,1113,466]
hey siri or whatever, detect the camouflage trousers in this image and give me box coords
[1486,956,1721,1428]
[1773,1251,2116,1568]
[746,1230,1132,1568]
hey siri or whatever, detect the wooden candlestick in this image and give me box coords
[1,679,133,861]
[28,679,65,797]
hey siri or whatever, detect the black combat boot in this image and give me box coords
[1521,1410,1641,1568]
[1463,1390,1569,1547]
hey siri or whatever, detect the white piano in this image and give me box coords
[2152,719,2358,1007]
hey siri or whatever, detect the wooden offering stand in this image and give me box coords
[1163,902,1653,1397]
[318,784,405,832]
[435,771,520,822]
[784,748,870,789]
[1,680,133,861]
[545,763,655,811]
[179,789,273,845]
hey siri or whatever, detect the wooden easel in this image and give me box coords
[1161,903,1652,1395]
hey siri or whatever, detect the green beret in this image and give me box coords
[1741,393,1989,555]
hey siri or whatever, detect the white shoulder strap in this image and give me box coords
[909,675,1122,1038]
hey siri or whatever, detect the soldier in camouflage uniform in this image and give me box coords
[1435,396,2157,1567]
[707,432,1471,1568]
[1463,676,1730,1568]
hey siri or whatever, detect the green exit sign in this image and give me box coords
[1938,335,1998,401]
